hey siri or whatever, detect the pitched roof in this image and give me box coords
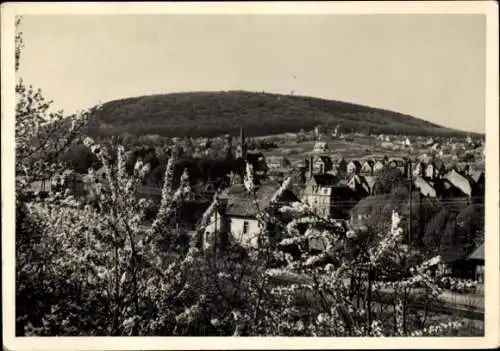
[363,175,377,189]
[317,156,333,169]
[413,177,437,197]
[362,160,375,167]
[222,182,298,218]
[444,169,473,196]
[310,174,338,187]
[471,170,484,183]
[428,158,445,170]
[468,244,484,261]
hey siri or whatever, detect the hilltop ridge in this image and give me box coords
[85,91,474,138]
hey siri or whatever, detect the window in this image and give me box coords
[243,221,249,234]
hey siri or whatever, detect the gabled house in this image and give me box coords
[413,176,438,197]
[425,159,446,180]
[413,162,426,178]
[360,160,375,175]
[314,156,333,174]
[345,173,370,199]
[347,160,362,175]
[246,151,268,176]
[205,182,299,249]
[443,169,473,197]
[329,158,347,176]
[373,159,386,174]
[302,174,355,219]
[313,142,328,154]
[470,170,485,198]
[303,174,338,218]
[362,175,377,195]
[388,158,408,177]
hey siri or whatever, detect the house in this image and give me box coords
[413,177,437,197]
[302,174,338,218]
[335,158,348,174]
[302,174,355,219]
[313,156,333,174]
[388,158,408,177]
[328,158,347,176]
[468,243,484,286]
[413,162,426,178]
[438,243,484,281]
[425,159,446,179]
[266,155,291,169]
[443,169,473,197]
[347,160,362,174]
[360,160,375,175]
[205,182,299,249]
[429,178,469,203]
[373,159,386,174]
[345,173,371,199]
[313,142,328,153]
[362,175,377,195]
[470,170,485,197]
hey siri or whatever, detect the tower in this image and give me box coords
[236,126,247,160]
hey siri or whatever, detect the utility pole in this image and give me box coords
[408,159,412,247]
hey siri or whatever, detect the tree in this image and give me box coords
[372,166,407,195]
[455,204,483,256]
[14,17,467,337]
[423,208,450,255]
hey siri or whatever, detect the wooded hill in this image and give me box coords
[85,91,475,138]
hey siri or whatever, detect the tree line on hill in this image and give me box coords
[84,91,475,139]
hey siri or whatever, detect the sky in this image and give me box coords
[17,14,486,133]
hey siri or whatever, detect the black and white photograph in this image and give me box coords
[2,1,499,350]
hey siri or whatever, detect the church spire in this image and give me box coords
[238,125,247,160]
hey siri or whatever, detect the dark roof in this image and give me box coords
[349,160,362,168]
[311,174,338,187]
[318,156,333,168]
[471,170,484,183]
[222,182,298,218]
[428,158,445,170]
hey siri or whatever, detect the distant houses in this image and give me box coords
[361,160,375,175]
[347,160,362,175]
[266,155,291,169]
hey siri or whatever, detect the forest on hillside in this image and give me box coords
[84,91,472,138]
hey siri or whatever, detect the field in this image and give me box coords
[263,135,424,166]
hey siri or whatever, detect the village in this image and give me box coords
[27,124,485,294]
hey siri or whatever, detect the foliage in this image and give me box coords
[372,166,408,195]
[84,91,474,139]
[15,18,468,337]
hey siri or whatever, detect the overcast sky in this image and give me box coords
[17,14,486,133]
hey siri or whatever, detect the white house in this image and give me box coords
[313,142,328,153]
[205,182,299,248]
